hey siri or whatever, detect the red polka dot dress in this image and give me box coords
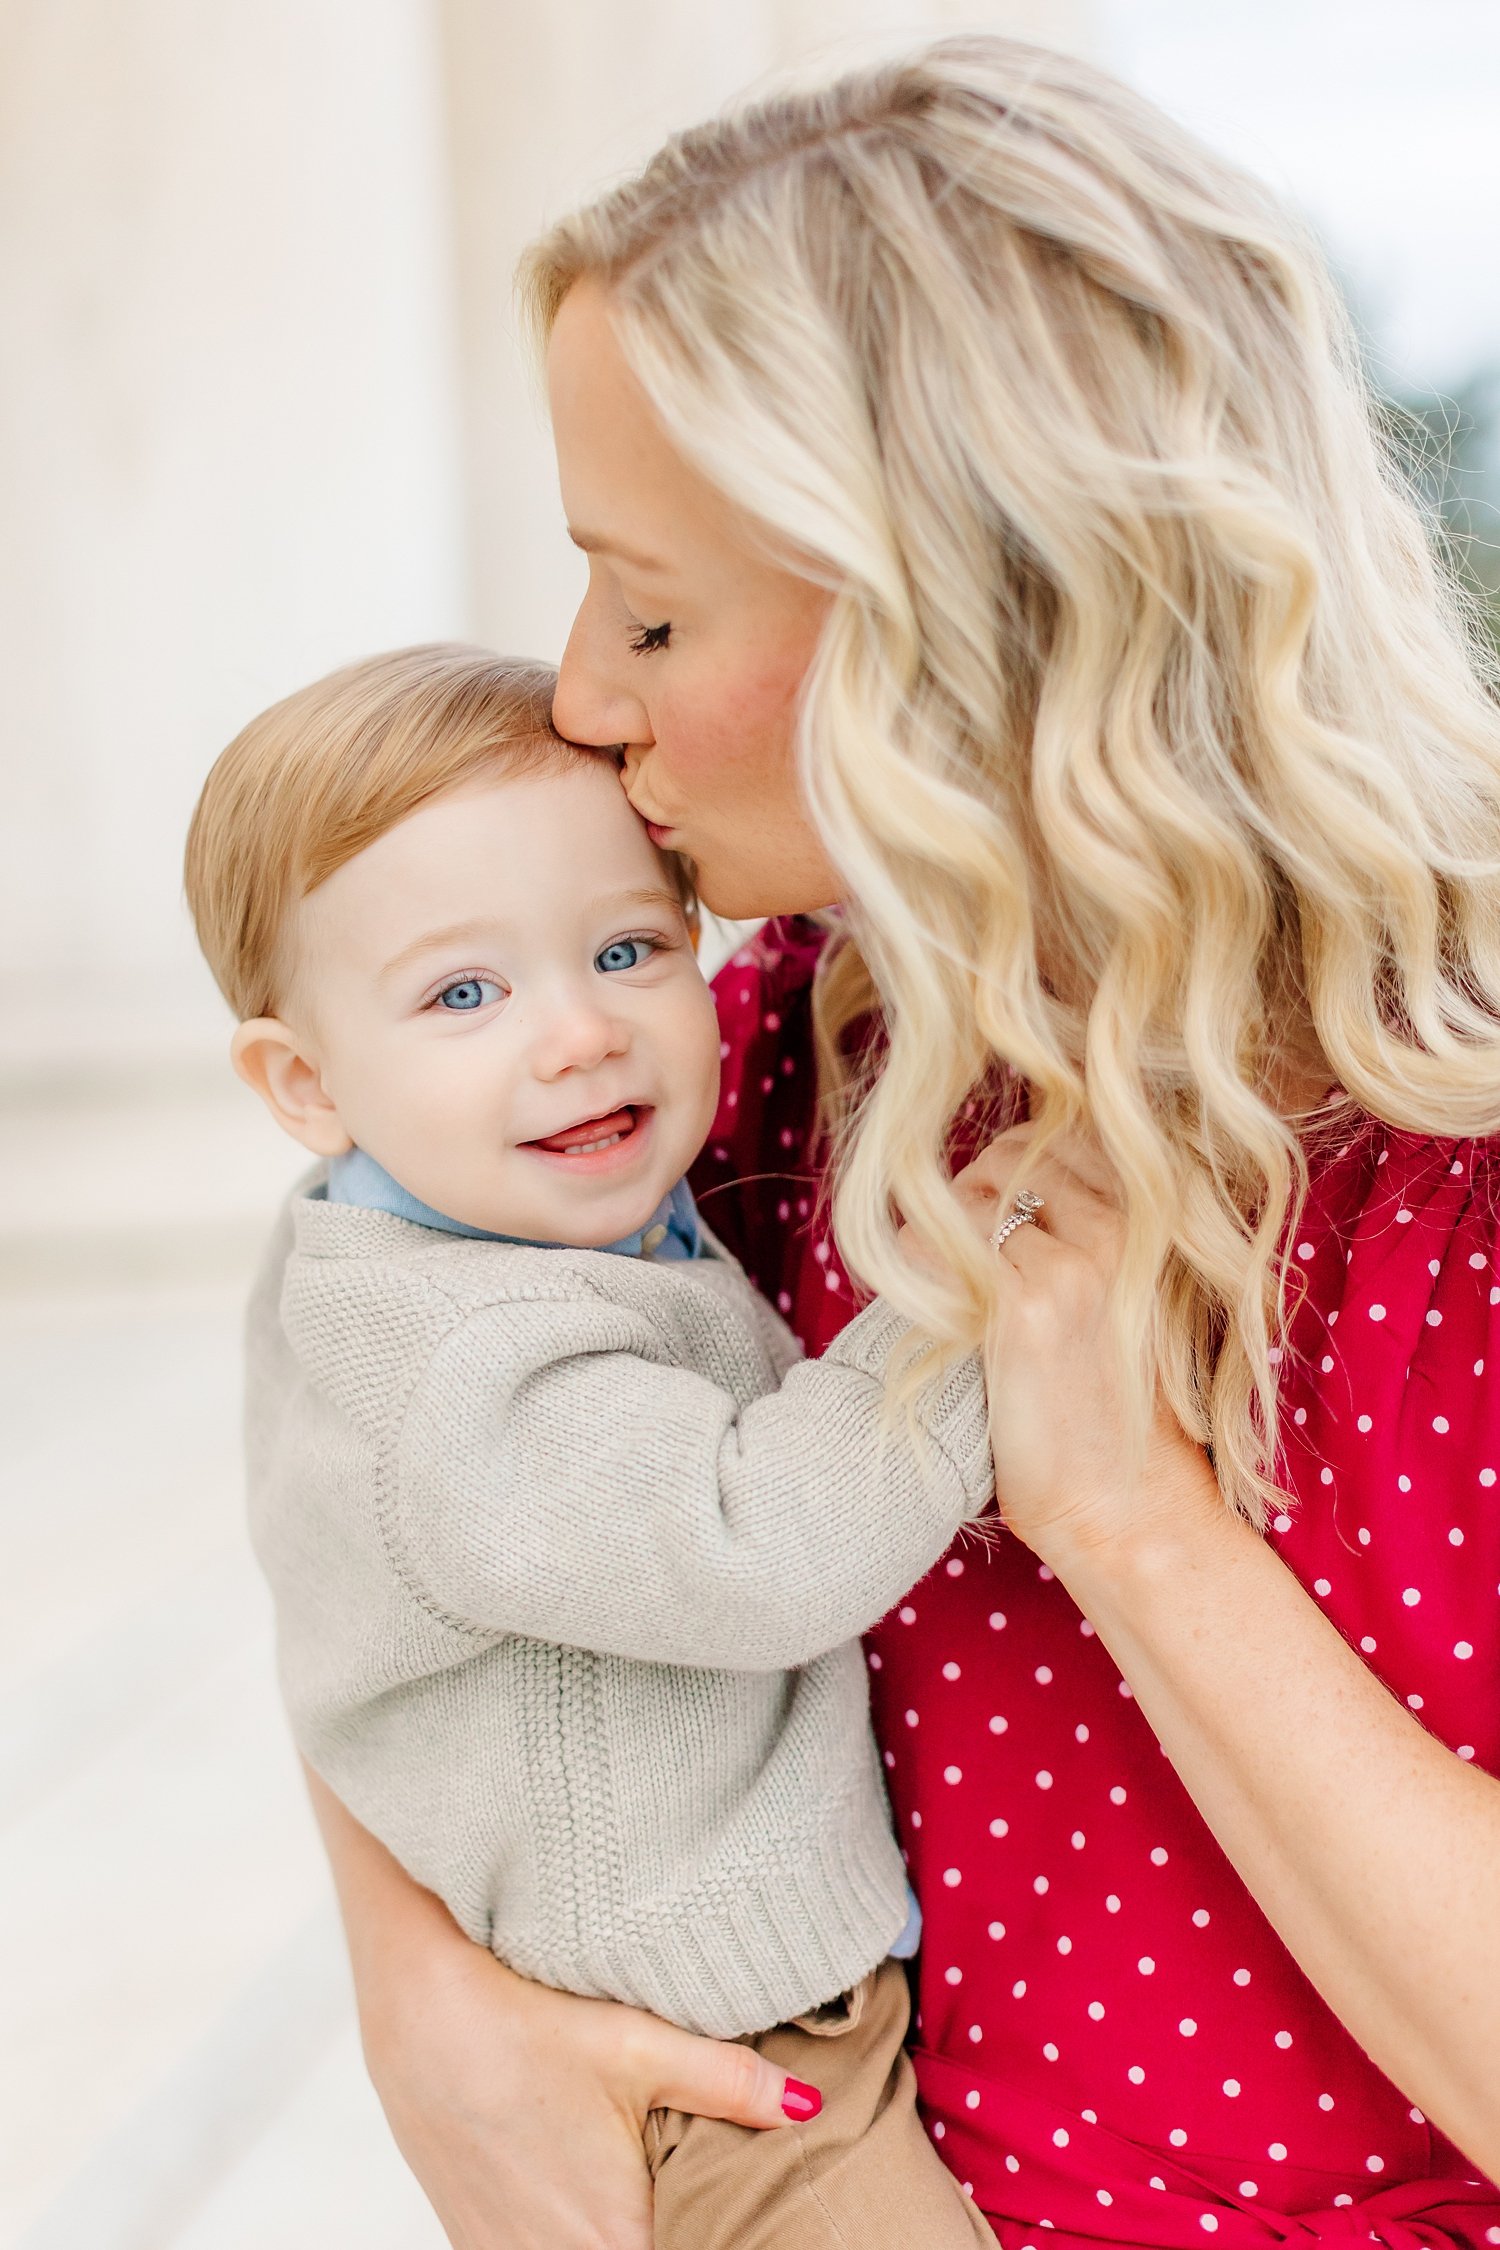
[691,919,1500,2250]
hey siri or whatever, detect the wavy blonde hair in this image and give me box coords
[523,36,1500,1521]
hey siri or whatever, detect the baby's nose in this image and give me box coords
[531,995,630,1078]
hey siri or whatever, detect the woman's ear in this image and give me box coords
[230,1018,354,1158]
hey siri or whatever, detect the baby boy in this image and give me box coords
[185,643,997,2249]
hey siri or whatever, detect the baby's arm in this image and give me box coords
[388,1289,991,1668]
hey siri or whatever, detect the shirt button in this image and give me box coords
[639,1223,668,1256]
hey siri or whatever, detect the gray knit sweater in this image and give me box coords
[246,1181,993,2039]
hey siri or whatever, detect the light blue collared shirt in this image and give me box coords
[323,1146,702,1262]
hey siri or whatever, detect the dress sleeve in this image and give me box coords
[1273,1124,1500,1784]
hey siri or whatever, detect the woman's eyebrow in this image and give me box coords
[567,526,671,574]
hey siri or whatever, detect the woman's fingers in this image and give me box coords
[643,2022,818,2129]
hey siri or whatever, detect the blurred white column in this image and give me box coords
[0,0,466,1079]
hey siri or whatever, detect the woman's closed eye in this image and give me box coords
[627,620,671,655]
[595,935,662,974]
[432,975,506,1012]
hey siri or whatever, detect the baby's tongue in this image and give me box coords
[530,1107,635,1154]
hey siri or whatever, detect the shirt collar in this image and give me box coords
[323,1146,702,1262]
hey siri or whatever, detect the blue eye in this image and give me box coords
[595,937,657,974]
[436,977,503,1012]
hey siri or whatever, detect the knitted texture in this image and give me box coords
[245,1180,994,2038]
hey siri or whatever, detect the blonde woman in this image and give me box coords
[304,38,1500,2248]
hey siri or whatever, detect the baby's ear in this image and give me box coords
[230,1018,353,1158]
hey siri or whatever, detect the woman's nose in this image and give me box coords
[554,593,652,750]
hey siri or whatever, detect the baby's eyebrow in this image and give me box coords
[598,885,686,919]
[378,918,500,983]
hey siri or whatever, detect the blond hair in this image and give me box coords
[523,36,1500,1521]
[186,645,576,1021]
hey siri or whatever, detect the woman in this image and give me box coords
[306,38,1500,2248]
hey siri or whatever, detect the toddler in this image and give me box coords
[185,643,998,2249]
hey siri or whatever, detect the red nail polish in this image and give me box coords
[781,2077,823,2121]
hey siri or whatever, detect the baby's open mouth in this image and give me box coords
[523,1104,646,1157]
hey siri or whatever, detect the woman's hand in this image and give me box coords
[305,1767,806,2250]
[948,1122,1219,1567]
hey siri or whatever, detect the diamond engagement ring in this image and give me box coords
[989,1188,1046,1251]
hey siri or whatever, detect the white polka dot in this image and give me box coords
[945,1966,963,1985]
[905,1708,920,1727]
[1358,1526,1372,1546]
[988,1920,1006,1940]
[1233,1968,1252,1986]
[1398,1474,1413,1493]
[1057,1935,1072,1955]
[946,1557,965,1576]
[933,2120,945,2140]
[1402,1587,1421,1606]
[1273,1512,1293,1533]
[1469,1251,1488,1270]
[1360,1635,1377,1653]
[1320,1467,1334,1486]
[1036,1770,1054,1790]
[965,2089,981,2110]
[1369,1303,1387,1322]
[1012,1979,1027,1998]
[1334,2197,1354,2209]
[1268,2142,1287,2161]
[968,2024,983,2043]
[1035,1665,1053,1685]
[1366,2155,1385,2174]
[1396,1208,1412,1224]
[942,1867,962,1886]
[1179,2018,1198,2037]
[1357,1414,1373,1432]
[1128,2065,1145,2084]
[1192,1909,1211,1927]
[1106,1893,1122,1913]
[1320,1355,1335,1374]
[1409,2107,1425,2126]
[1240,2182,1259,2198]
[1478,1361,1487,1376]
[1043,2041,1060,2061]
[911,1811,922,1830]
[1455,1640,1474,1660]
[988,1714,1008,1735]
[1294,1406,1309,1425]
[1450,1527,1465,1546]
[1110,1785,1128,1805]
[1150,2176,1167,2191]
[1297,1242,1314,1261]
[1458,1744,1477,1760]
[1038,1563,1055,1582]
[1052,2128,1069,2148]
[1314,1577,1332,1596]
[1200,2217,1219,2234]
[1034,1876,1049,1896]
[1223,2077,1241,2097]
[1481,1468,1497,1487]
[1434,1413,1454,1437]
[1088,2001,1106,2020]
[989,1610,1007,1629]
[1097,2189,1113,2207]
[1150,1846,1169,1866]
[942,1661,961,1680]
[1274,2030,1293,2049]
[1138,1956,1156,1976]
[1118,1680,1134,1699]
[1426,1307,1443,1326]
[1004,2155,1020,2174]
[1318,2094,1334,2111]
[884,1750,896,1768]
[990,1817,1009,1838]
[1071,1829,1086,1850]
[899,1606,917,1624]
[867,1651,882,1669]
[944,1764,963,1783]
[1407,1693,1424,1711]
[1169,2128,1188,2147]
[1075,1723,1090,1744]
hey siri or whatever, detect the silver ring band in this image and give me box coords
[989,1189,1045,1252]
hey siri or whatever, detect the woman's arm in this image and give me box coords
[303,1766,806,2250]
[1050,1465,1500,2177]
[956,1126,1500,2180]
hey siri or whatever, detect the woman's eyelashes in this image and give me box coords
[627,620,672,656]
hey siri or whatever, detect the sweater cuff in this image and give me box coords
[823,1297,994,1515]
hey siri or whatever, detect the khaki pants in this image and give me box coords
[645,1959,997,2249]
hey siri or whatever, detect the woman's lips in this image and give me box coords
[643,820,675,849]
[520,1104,654,1175]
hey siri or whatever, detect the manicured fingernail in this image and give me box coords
[782,2078,822,2121]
